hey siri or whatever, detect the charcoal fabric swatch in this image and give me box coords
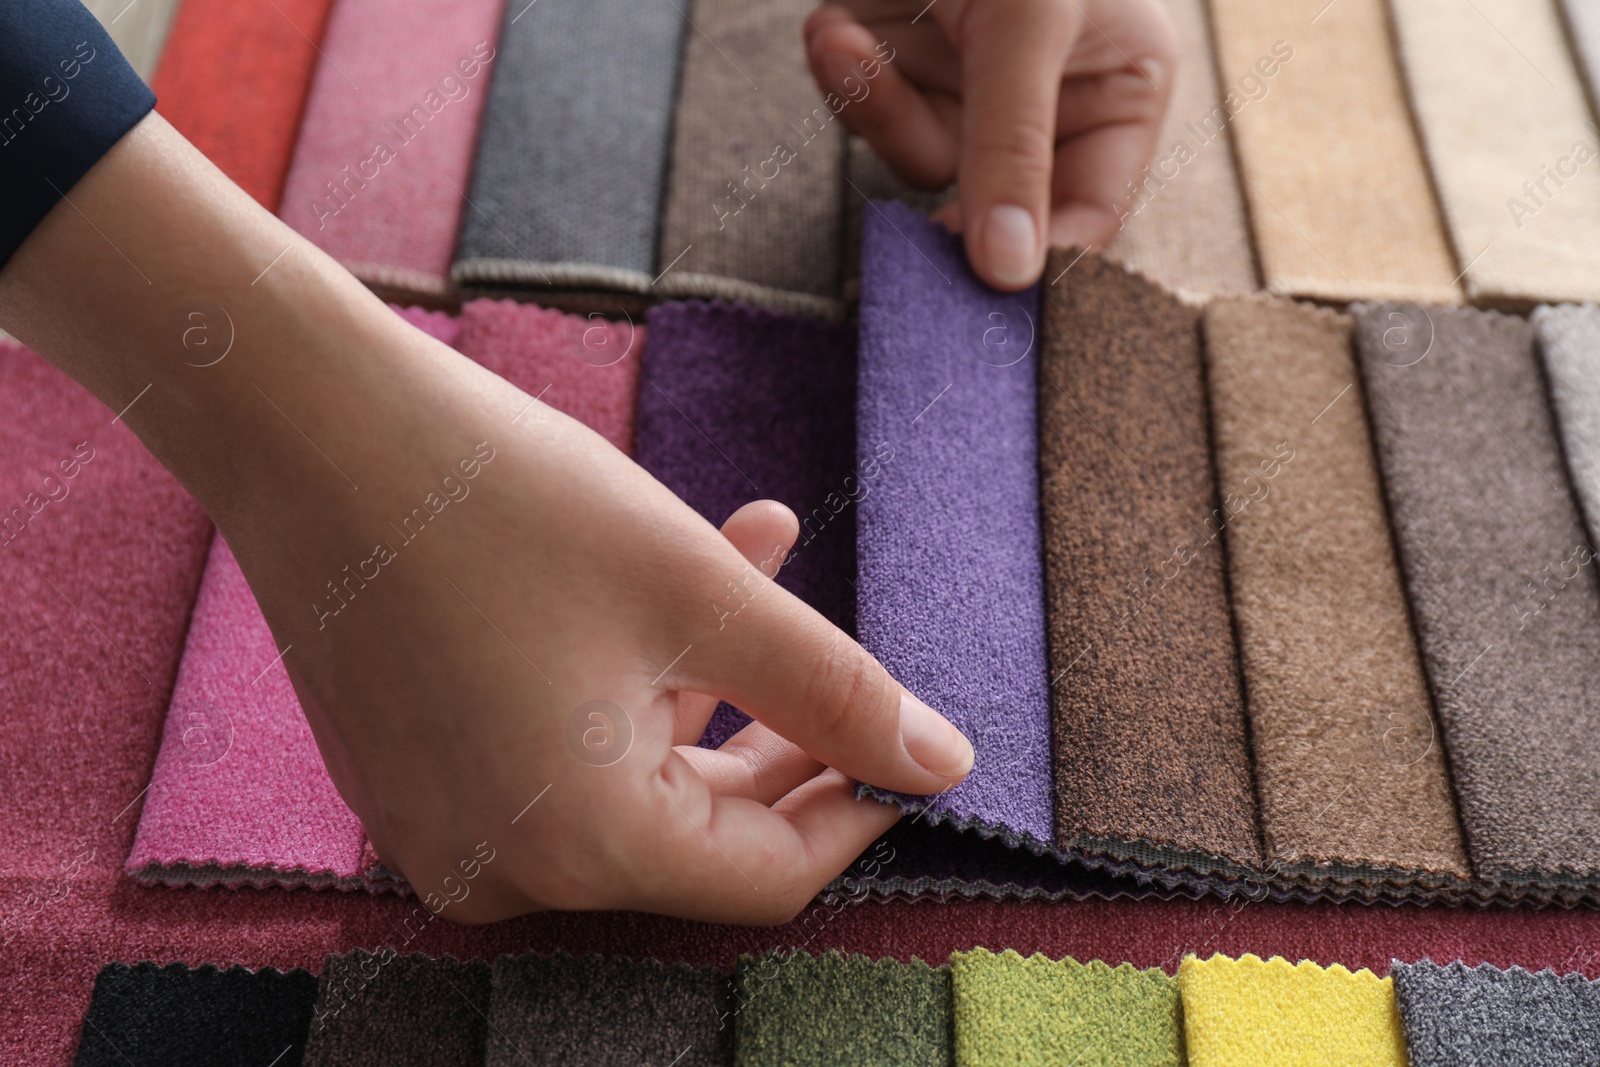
[73,962,317,1067]
[950,949,1183,1067]
[305,952,490,1067]
[486,954,730,1067]
[1202,297,1468,879]
[1355,304,1600,883]
[854,201,1053,845]
[655,0,845,316]
[635,302,856,747]
[1392,960,1600,1067]
[1535,305,1600,543]
[453,0,686,293]
[733,952,951,1067]
[1039,250,1259,869]
[84,0,181,80]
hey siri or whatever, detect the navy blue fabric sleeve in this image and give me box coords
[0,0,155,267]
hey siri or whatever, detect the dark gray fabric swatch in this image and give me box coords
[305,951,490,1067]
[1393,960,1600,1066]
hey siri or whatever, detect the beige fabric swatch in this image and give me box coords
[1203,296,1469,877]
[1391,0,1600,305]
[1102,0,1258,299]
[84,0,181,81]
[1207,0,1458,303]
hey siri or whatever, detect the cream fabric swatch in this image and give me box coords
[83,0,181,81]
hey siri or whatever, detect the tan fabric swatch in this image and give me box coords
[1102,0,1258,299]
[1207,0,1458,303]
[655,0,846,317]
[1203,296,1469,877]
[84,0,181,81]
[1391,0,1600,305]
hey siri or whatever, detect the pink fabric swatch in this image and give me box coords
[392,303,463,348]
[277,0,505,296]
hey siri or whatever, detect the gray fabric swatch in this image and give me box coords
[1393,960,1600,1066]
[305,951,489,1067]
[1353,304,1600,884]
[1535,305,1600,543]
[453,0,687,292]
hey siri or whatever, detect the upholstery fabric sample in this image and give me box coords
[733,952,951,1067]
[74,962,317,1067]
[1208,0,1458,303]
[1392,960,1600,1066]
[1101,0,1258,299]
[1390,0,1600,304]
[1039,250,1259,869]
[151,0,336,211]
[839,137,953,305]
[1202,297,1468,878]
[655,0,846,316]
[453,0,686,292]
[1535,304,1600,543]
[84,0,181,81]
[854,201,1053,845]
[305,952,490,1067]
[277,0,504,297]
[1355,304,1600,883]
[1565,0,1600,118]
[1178,954,1407,1066]
[950,948,1183,1067]
[486,954,730,1067]
[634,302,855,747]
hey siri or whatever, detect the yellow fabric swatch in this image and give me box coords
[1179,954,1409,1066]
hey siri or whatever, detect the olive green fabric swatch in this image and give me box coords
[951,949,1184,1067]
[732,951,952,1067]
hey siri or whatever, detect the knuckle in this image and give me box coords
[970,119,1055,183]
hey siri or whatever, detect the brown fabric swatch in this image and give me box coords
[1040,250,1261,869]
[1202,296,1468,878]
[654,0,845,317]
[1101,0,1258,299]
[1354,303,1600,883]
[1207,0,1459,303]
[304,952,489,1067]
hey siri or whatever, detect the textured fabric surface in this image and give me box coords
[277,0,503,296]
[1039,251,1258,867]
[634,301,855,746]
[1101,0,1257,298]
[733,952,951,1067]
[855,201,1052,843]
[453,0,686,291]
[1208,0,1457,303]
[392,304,463,349]
[83,0,181,81]
[151,0,335,211]
[951,948,1182,1067]
[655,0,845,313]
[1566,0,1600,118]
[305,952,490,1067]
[74,962,317,1066]
[1390,0,1600,304]
[487,954,730,1067]
[1202,297,1467,877]
[1536,304,1600,544]
[1393,960,1600,1066]
[1179,954,1407,1066]
[839,138,953,305]
[1355,304,1600,882]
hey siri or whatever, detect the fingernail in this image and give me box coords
[898,691,975,781]
[982,205,1040,287]
[821,51,857,91]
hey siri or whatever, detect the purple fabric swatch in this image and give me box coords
[635,301,857,747]
[854,201,1053,845]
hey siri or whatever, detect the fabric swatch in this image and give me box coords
[1039,250,1259,869]
[1178,954,1407,1066]
[1535,304,1600,543]
[1392,960,1600,1066]
[655,0,845,317]
[151,0,336,211]
[854,201,1053,845]
[733,951,951,1067]
[305,951,490,1067]
[1354,304,1600,884]
[839,139,953,307]
[453,0,686,293]
[1390,0,1600,305]
[1565,0,1600,120]
[1207,0,1457,303]
[486,954,730,1067]
[83,0,181,81]
[950,948,1182,1067]
[1101,0,1258,299]
[73,962,317,1067]
[1202,296,1467,879]
[277,0,503,298]
[393,304,464,350]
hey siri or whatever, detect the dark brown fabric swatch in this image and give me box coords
[1354,304,1600,884]
[304,951,489,1067]
[1039,250,1261,868]
[1203,297,1469,878]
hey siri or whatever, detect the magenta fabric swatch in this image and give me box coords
[392,304,463,348]
[277,0,505,296]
